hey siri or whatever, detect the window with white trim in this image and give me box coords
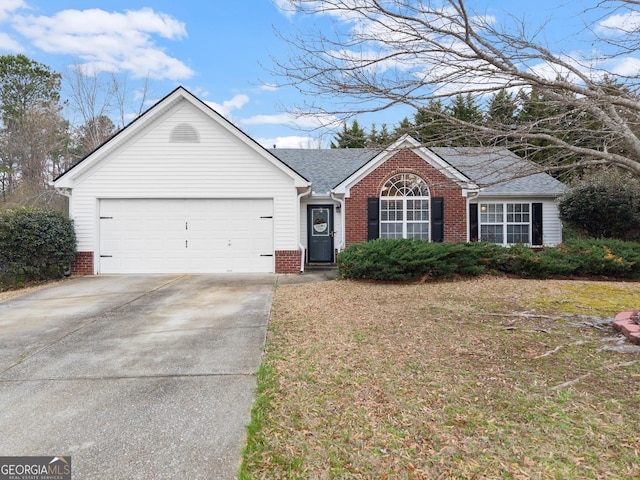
[480,202,530,245]
[380,173,430,240]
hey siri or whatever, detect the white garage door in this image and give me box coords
[99,199,274,273]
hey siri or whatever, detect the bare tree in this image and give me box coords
[64,65,152,160]
[274,0,640,175]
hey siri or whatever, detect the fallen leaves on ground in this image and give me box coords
[245,277,640,479]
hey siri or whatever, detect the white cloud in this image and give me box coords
[597,11,640,35]
[603,56,640,77]
[0,32,23,52]
[0,0,26,51]
[256,135,325,149]
[12,7,193,80]
[205,94,250,117]
[259,83,279,92]
[242,112,296,125]
[0,0,26,22]
[242,111,340,129]
[273,0,297,19]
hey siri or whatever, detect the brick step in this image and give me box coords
[613,310,640,345]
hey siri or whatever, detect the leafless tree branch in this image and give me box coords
[274,0,640,175]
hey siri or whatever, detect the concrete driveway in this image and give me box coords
[0,274,276,479]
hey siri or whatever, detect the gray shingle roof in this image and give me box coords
[269,148,380,194]
[431,147,567,196]
[269,146,566,196]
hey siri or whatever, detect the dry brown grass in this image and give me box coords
[242,277,640,479]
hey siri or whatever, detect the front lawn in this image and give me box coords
[241,277,640,479]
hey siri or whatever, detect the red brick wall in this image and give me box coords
[345,149,468,246]
[71,251,94,275]
[275,250,301,274]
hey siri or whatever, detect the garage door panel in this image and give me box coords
[99,199,274,274]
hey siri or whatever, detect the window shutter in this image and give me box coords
[431,197,444,242]
[532,202,543,246]
[469,203,478,242]
[367,197,380,240]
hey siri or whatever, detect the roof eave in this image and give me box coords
[475,191,565,197]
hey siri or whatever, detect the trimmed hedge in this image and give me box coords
[337,238,640,281]
[0,207,76,282]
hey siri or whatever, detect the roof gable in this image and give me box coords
[333,135,478,195]
[54,86,309,189]
[272,136,566,198]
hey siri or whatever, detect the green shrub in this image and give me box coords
[337,238,640,281]
[0,207,76,282]
[558,170,640,241]
[337,238,505,281]
[550,238,640,279]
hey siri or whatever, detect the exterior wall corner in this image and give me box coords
[275,250,302,274]
[71,251,94,275]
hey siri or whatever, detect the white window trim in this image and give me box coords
[479,202,532,246]
[380,197,431,239]
[379,173,431,240]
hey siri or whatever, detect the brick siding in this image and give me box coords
[345,149,468,246]
[275,250,302,274]
[71,251,94,275]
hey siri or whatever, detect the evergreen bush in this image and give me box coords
[337,238,640,281]
[337,238,505,281]
[0,207,76,282]
[558,170,640,241]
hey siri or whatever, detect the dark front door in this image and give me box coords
[308,205,334,263]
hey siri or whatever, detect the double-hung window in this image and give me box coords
[380,173,430,240]
[480,202,531,245]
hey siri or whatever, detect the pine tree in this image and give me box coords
[331,119,367,148]
[414,99,448,146]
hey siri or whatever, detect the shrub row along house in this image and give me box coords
[54,87,567,275]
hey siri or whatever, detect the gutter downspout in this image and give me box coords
[330,190,345,252]
[297,186,312,273]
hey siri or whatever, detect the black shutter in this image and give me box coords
[431,197,444,242]
[367,197,380,240]
[469,203,479,242]
[532,202,543,246]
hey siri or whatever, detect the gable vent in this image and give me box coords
[170,123,200,143]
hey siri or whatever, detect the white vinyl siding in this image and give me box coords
[68,100,299,260]
[472,197,563,247]
[541,200,563,246]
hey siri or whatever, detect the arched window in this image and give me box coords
[380,173,430,239]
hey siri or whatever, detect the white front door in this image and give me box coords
[99,199,274,273]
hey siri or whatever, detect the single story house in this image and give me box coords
[54,86,567,275]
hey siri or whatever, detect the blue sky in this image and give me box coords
[0,0,636,148]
